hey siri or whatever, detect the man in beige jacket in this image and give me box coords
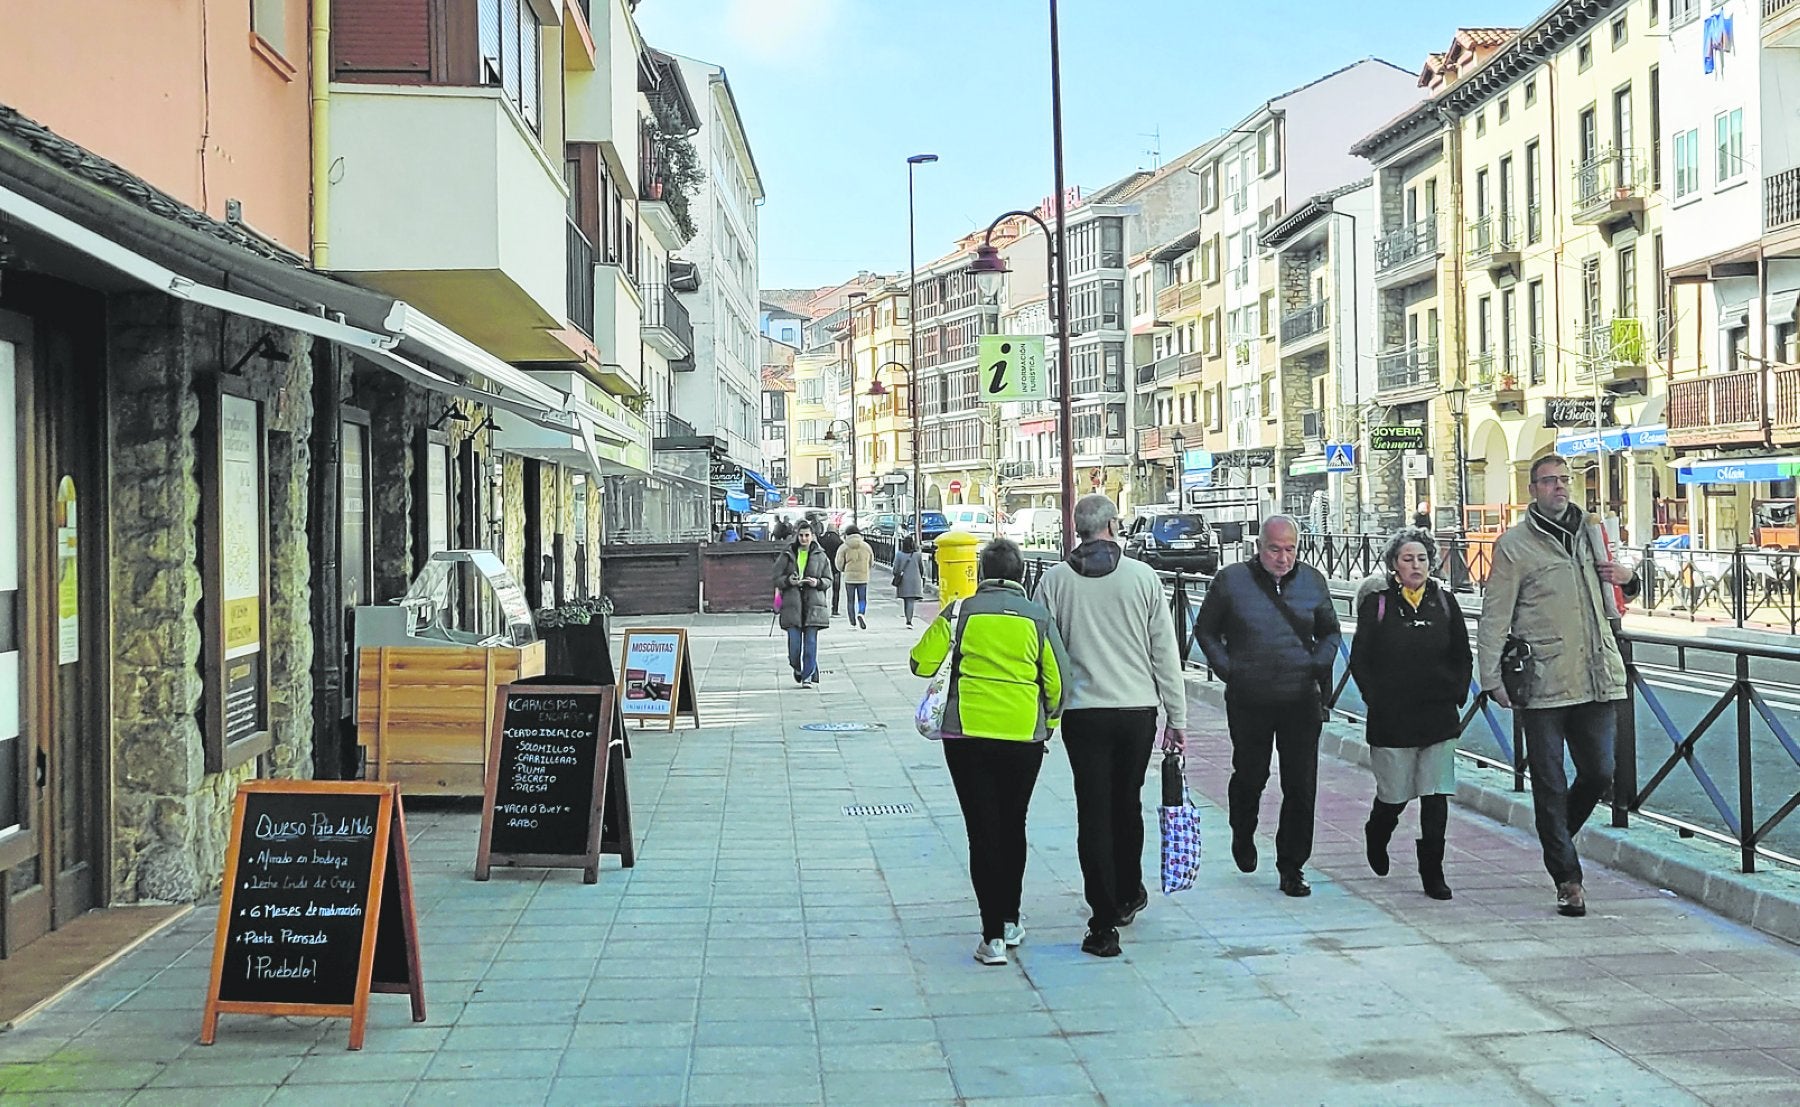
[1477,454,1639,918]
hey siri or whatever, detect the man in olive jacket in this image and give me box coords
[1194,514,1341,898]
[1478,454,1639,918]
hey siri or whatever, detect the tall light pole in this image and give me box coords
[843,291,866,519]
[906,153,938,553]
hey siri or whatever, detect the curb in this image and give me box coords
[1187,676,1800,945]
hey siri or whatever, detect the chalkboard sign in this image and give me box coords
[201,781,424,1050]
[477,684,616,883]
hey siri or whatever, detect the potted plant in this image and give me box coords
[535,595,617,685]
[1498,372,1520,392]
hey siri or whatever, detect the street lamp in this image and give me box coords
[839,291,866,521]
[1444,384,1470,588]
[906,153,938,552]
[964,0,1076,553]
[1170,429,1187,504]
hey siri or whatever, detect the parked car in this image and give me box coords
[944,506,1004,539]
[908,511,951,547]
[865,513,902,540]
[1121,509,1220,575]
[1004,508,1061,548]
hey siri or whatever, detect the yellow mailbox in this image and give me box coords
[934,531,979,605]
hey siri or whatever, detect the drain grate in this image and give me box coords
[842,803,916,817]
[802,721,884,732]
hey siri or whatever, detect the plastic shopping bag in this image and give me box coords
[1159,753,1201,894]
[915,671,951,740]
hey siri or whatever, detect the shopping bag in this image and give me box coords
[1159,753,1201,894]
[915,670,951,740]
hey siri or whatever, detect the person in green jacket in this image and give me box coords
[910,539,1067,967]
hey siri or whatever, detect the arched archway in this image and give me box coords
[1467,420,1512,508]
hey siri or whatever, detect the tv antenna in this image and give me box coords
[1140,127,1162,171]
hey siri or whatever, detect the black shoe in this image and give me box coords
[1365,803,1402,877]
[1232,831,1258,874]
[1279,872,1312,898]
[1080,927,1121,958]
[1417,839,1452,901]
[1116,887,1149,927]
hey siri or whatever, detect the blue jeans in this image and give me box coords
[786,627,819,682]
[846,582,868,616]
[1521,701,1617,885]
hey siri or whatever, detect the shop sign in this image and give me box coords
[56,476,78,665]
[1369,425,1427,451]
[1544,395,1617,428]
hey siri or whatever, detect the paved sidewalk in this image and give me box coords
[1,589,1798,1105]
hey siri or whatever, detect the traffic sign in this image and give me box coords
[1325,443,1357,473]
[977,335,1049,401]
[949,479,963,495]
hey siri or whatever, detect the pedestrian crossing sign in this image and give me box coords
[977,335,1049,401]
[1325,443,1356,473]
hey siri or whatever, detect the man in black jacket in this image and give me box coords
[1194,514,1342,897]
[818,524,846,615]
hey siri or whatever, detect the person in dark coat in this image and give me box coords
[892,535,928,626]
[1349,526,1472,900]
[1194,514,1342,898]
[772,519,834,686]
[818,524,846,615]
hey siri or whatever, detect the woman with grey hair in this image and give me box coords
[1347,525,1471,900]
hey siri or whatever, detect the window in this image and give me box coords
[1257,122,1280,177]
[1577,38,1593,73]
[1674,128,1700,197]
[1260,292,1276,337]
[1611,16,1627,49]
[1650,67,1662,191]
[1528,280,1546,385]
[1525,141,1542,242]
[251,0,288,57]
[1654,233,1669,355]
[1499,96,1510,125]
[478,0,543,132]
[1199,161,1219,212]
[1618,244,1638,320]
[1477,296,1492,356]
[1650,0,1660,26]
[1502,289,1518,376]
[1672,0,1698,28]
[1476,112,1487,139]
[1582,256,1602,333]
[1525,78,1538,107]
[1716,108,1745,183]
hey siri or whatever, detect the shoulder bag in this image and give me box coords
[915,599,967,740]
[1249,569,1333,721]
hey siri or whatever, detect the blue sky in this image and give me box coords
[637,0,1551,291]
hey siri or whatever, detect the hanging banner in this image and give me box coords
[55,476,78,665]
[977,335,1049,402]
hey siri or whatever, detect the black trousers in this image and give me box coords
[1062,708,1158,930]
[1226,697,1322,876]
[943,738,1046,941]
[831,574,843,614]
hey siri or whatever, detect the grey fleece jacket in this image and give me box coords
[1033,539,1188,727]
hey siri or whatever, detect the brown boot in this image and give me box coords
[1556,881,1586,917]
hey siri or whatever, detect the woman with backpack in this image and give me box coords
[1347,526,1472,901]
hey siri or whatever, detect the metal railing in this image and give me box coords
[1766,0,1799,21]
[566,219,595,338]
[652,411,700,440]
[1280,299,1329,345]
[1374,218,1437,273]
[1466,212,1518,264]
[642,282,694,354]
[1775,366,1800,430]
[1766,167,1800,231]
[1576,318,1646,379]
[1572,149,1646,220]
[1375,343,1440,393]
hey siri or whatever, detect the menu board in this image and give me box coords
[619,629,700,730]
[202,782,424,1050]
[477,685,615,884]
[220,393,265,747]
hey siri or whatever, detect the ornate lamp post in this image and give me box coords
[906,154,938,549]
[1170,429,1187,504]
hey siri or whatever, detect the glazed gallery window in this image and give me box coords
[1716,109,1745,184]
[477,0,542,132]
[1674,129,1700,198]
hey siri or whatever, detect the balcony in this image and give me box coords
[1571,149,1648,233]
[1466,213,1521,273]
[1472,350,1524,409]
[1279,299,1329,350]
[642,282,693,360]
[1574,318,1649,387]
[1668,369,1768,448]
[594,264,644,393]
[1155,279,1206,318]
[1375,343,1440,399]
[1374,218,1438,285]
[1765,168,1800,233]
[327,84,570,361]
[1176,351,1206,381]
[1767,0,1800,48]
[1776,367,1800,439]
[566,220,595,339]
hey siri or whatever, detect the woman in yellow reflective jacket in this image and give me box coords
[910,539,1067,967]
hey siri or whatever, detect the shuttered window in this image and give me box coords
[332,0,430,81]
[480,0,542,132]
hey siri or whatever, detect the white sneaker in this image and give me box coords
[1002,921,1025,947]
[973,938,1008,965]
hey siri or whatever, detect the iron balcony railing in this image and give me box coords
[1765,167,1800,231]
[1280,299,1329,345]
[1572,148,1646,220]
[1374,218,1437,273]
[1526,201,1542,243]
[1375,343,1440,393]
[1466,212,1518,264]
[642,282,694,355]
[1576,317,1647,378]
[1776,366,1800,431]
[1471,350,1496,392]
[566,219,595,338]
[652,411,699,440]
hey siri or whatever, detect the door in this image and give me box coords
[0,307,103,956]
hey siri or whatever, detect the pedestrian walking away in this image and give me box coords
[892,535,927,627]
[1035,495,1187,958]
[1477,454,1639,918]
[910,539,1066,966]
[773,520,834,687]
[1349,527,1472,901]
[1194,513,1341,899]
[819,523,846,616]
[834,524,874,629]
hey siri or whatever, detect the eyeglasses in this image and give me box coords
[1534,475,1573,487]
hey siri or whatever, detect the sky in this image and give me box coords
[636,0,1552,292]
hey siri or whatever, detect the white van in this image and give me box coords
[1005,508,1061,548]
[944,506,1002,539]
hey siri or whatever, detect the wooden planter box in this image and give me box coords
[356,641,545,796]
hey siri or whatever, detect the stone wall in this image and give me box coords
[108,296,314,903]
[502,455,527,586]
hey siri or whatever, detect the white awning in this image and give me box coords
[0,179,574,431]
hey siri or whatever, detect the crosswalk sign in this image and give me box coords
[977,335,1049,402]
[1325,443,1356,473]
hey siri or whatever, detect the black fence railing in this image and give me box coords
[643,282,694,355]
[566,219,595,338]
